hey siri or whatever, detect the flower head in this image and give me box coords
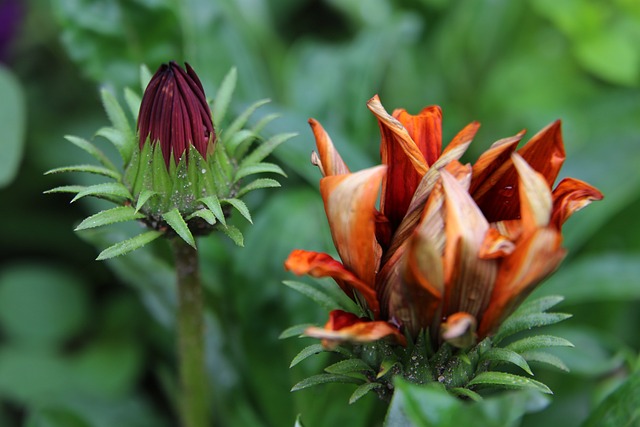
[285,95,603,348]
[138,61,215,167]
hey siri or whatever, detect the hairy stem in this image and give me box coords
[172,238,210,427]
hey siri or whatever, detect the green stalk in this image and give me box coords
[172,237,210,427]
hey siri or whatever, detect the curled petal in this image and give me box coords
[305,310,406,349]
[512,153,552,235]
[320,166,386,290]
[479,228,516,259]
[393,106,443,167]
[470,131,524,195]
[479,227,566,337]
[551,178,604,229]
[441,312,477,349]
[284,249,379,315]
[309,118,349,177]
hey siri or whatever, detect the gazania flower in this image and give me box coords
[285,95,603,350]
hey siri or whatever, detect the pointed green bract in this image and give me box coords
[234,162,286,181]
[325,359,373,376]
[135,189,158,213]
[75,206,144,231]
[64,135,117,172]
[43,185,86,195]
[506,335,574,354]
[100,89,134,163]
[349,382,383,404]
[290,344,326,368]
[467,372,552,394]
[96,230,163,260]
[124,87,141,119]
[520,351,569,372]
[163,209,196,248]
[494,312,572,344]
[187,209,216,225]
[236,178,281,198]
[45,164,122,180]
[279,324,315,340]
[291,374,361,392]
[240,132,297,167]
[224,98,270,139]
[480,348,533,376]
[212,67,237,129]
[223,198,252,223]
[219,224,244,247]
[71,182,132,203]
[199,195,225,225]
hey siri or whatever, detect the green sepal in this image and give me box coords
[212,67,237,130]
[291,374,362,392]
[325,359,373,376]
[152,143,172,208]
[506,335,574,354]
[520,351,569,372]
[467,372,552,394]
[96,230,163,260]
[75,206,144,231]
[219,224,243,246]
[43,185,86,195]
[480,348,533,376]
[45,164,121,180]
[134,189,158,213]
[234,162,287,181]
[240,132,297,167]
[71,182,132,203]
[186,209,217,225]
[236,178,281,198]
[223,198,252,223]
[100,88,134,162]
[163,209,196,248]
[199,195,225,225]
[64,135,117,172]
[377,358,401,379]
[279,324,315,340]
[494,312,572,344]
[349,382,383,404]
[290,344,326,368]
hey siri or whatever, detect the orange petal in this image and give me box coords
[474,121,565,223]
[368,95,432,228]
[470,131,524,195]
[512,153,552,236]
[479,228,516,259]
[478,227,566,337]
[305,310,406,349]
[393,106,443,167]
[284,249,379,314]
[320,165,386,290]
[551,177,604,229]
[441,170,498,319]
[309,118,350,177]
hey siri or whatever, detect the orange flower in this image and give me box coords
[285,95,602,348]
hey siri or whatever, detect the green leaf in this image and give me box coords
[494,312,572,344]
[467,372,552,394]
[139,64,152,92]
[162,209,196,248]
[325,359,373,375]
[135,189,158,213]
[450,387,483,402]
[0,66,26,188]
[71,182,132,203]
[199,195,225,225]
[291,374,361,392]
[236,178,281,198]
[99,89,134,162]
[282,280,344,312]
[349,382,382,404]
[520,351,569,372]
[186,209,216,225]
[240,132,297,166]
[480,348,533,375]
[225,98,270,138]
[225,129,256,156]
[512,295,565,316]
[43,185,86,195]
[290,344,326,368]
[506,335,574,354]
[220,224,243,247]
[45,164,121,180]
[234,162,287,181]
[96,230,164,260]
[279,323,314,340]
[64,135,117,171]
[223,198,252,223]
[75,206,144,231]
[123,87,141,119]
[582,369,640,427]
[213,68,237,129]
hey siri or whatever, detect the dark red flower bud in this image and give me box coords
[137,61,215,167]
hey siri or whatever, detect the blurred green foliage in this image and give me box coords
[1,0,639,426]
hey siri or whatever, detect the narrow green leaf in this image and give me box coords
[100,88,133,138]
[123,87,141,119]
[163,209,196,248]
[225,98,270,137]
[64,135,117,171]
[45,164,121,180]
[450,387,483,402]
[236,178,281,198]
[95,127,131,164]
[186,209,216,225]
[494,312,572,344]
[513,295,565,316]
[234,162,287,181]
[377,359,401,379]
[520,351,569,372]
[75,206,144,231]
[96,230,163,260]
[290,344,326,368]
[279,323,315,340]
[199,195,225,225]
[43,185,85,195]
[325,359,373,375]
[71,182,132,203]
[224,129,256,156]
[134,189,158,213]
[213,68,237,129]
[220,224,243,246]
[467,372,552,394]
[251,112,280,134]
[240,132,296,166]
[480,348,533,375]
[349,382,382,404]
[291,374,361,392]
[223,198,252,223]
[506,335,574,354]
[282,280,343,312]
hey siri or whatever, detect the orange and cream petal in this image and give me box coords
[309,118,349,177]
[551,177,604,229]
[284,249,379,315]
[305,310,406,349]
[512,153,552,236]
[320,165,386,289]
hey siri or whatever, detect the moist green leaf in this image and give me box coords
[349,382,383,404]
[162,209,196,248]
[96,230,163,260]
[71,182,132,203]
[480,348,533,375]
[290,344,326,368]
[75,206,144,231]
[467,372,552,394]
[213,68,237,129]
[45,164,121,180]
[291,374,361,392]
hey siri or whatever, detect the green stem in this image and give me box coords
[172,238,210,427]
